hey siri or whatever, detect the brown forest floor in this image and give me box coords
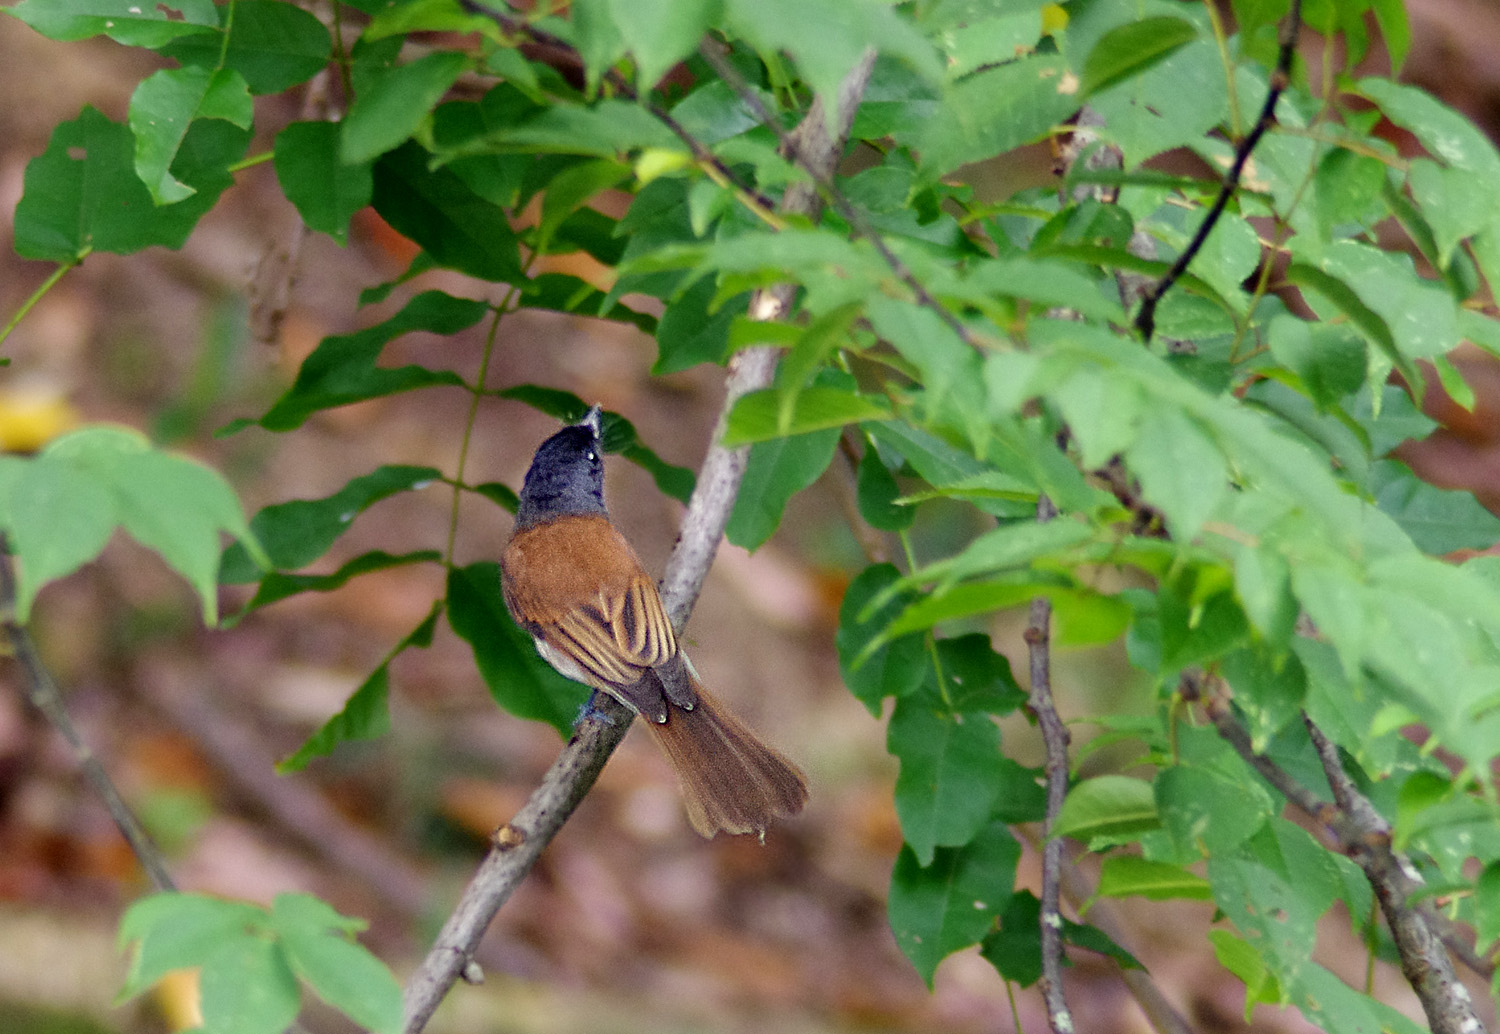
[1,4,1499,1033]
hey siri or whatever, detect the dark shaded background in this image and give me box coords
[0,3,1498,1032]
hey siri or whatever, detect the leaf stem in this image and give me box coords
[445,290,515,567]
[0,249,90,352]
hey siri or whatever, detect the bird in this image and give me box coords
[499,406,808,838]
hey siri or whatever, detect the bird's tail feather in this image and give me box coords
[643,678,807,838]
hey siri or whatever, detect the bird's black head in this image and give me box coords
[514,406,607,529]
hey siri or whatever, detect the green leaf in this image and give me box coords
[14,107,234,260]
[913,54,1078,179]
[278,604,439,773]
[1476,861,1500,951]
[446,562,587,735]
[889,822,1020,986]
[726,0,941,139]
[837,564,927,713]
[856,445,913,531]
[1280,260,1419,390]
[343,50,470,164]
[655,281,744,373]
[979,891,1044,987]
[280,924,402,1034]
[1156,764,1274,857]
[237,549,441,614]
[5,0,218,47]
[1053,775,1159,841]
[723,387,892,444]
[1369,459,1500,555]
[1124,407,1227,542]
[889,696,1005,865]
[370,141,525,282]
[255,291,484,431]
[1080,16,1199,98]
[119,893,266,1000]
[608,0,719,91]
[1094,856,1213,902]
[129,67,253,204]
[198,936,300,1034]
[1267,315,1367,410]
[725,428,840,551]
[271,892,368,938]
[222,465,443,581]
[281,665,392,773]
[275,122,374,245]
[160,0,331,94]
[0,427,259,624]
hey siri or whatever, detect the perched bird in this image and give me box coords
[499,406,808,837]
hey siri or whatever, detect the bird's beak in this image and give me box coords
[578,404,603,438]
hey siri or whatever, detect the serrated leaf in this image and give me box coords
[978,891,1043,987]
[890,697,1005,864]
[160,0,331,94]
[447,562,587,734]
[199,935,301,1034]
[1080,16,1198,97]
[275,122,374,244]
[280,926,402,1034]
[370,141,525,282]
[725,428,840,551]
[256,290,484,431]
[889,822,1019,986]
[1053,775,1159,841]
[343,50,470,164]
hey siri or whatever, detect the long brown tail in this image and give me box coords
[643,678,807,838]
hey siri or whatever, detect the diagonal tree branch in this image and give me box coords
[0,544,177,893]
[1133,0,1302,341]
[399,53,876,1034]
[1182,674,1486,1034]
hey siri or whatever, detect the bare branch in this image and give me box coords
[1023,494,1075,1034]
[1134,0,1302,341]
[400,54,877,1034]
[0,545,176,893]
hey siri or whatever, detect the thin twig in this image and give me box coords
[400,55,876,1034]
[458,2,779,219]
[1024,494,1075,1034]
[1134,0,1302,341]
[693,42,983,351]
[0,545,176,893]
[1183,674,1486,1034]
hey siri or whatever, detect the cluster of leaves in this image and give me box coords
[7,0,1500,1028]
[120,891,402,1034]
